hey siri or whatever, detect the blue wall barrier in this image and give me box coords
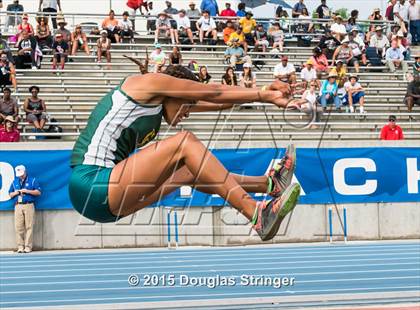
[0,147,419,210]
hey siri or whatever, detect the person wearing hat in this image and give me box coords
[150,43,167,73]
[407,0,420,45]
[0,52,16,91]
[0,115,19,142]
[155,12,175,44]
[173,9,194,45]
[52,32,69,71]
[274,56,296,85]
[102,10,121,43]
[269,22,285,52]
[320,72,341,110]
[369,25,390,57]
[239,62,256,88]
[16,30,37,70]
[97,30,112,68]
[24,86,47,131]
[38,0,61,29]
[368,8,383,32]
[4,0,24,32]
[343,74,365,113]
[0,87,18,123]
[9,165,42,253]
[380,115,404,140]
[196,10,217,44]
[300,59,318,89]
[332,38,360,73]
[56,18,71,44]
[228,27,248,52]
[239,11,256,44]
[331,59,347,88]
[331,15,347,41]
[253,24,269,53]
[346,29,367,67]
[200,0,218,17]
[385,39,408,75]
[405,72,420,112]
[292,0,307,18]
[224,37,252,66]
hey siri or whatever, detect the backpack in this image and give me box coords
[45,118,63,139]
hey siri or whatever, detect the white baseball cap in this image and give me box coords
[15,165,26,177]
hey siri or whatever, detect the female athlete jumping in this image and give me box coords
[69,65,300,241]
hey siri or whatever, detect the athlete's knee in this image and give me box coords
[175,130,198,143]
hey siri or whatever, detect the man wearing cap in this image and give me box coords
[52,33,69,71]
[385,39,408,75]
[405,73,420,112]
[0,115,19,142]
[369,26,390,57]
[224,38,252,66]
[174,9,194,44]
[239,11,256,44]
[408,0,420,45]
[38,0,61,29]
[0,87,18,123]
[155,12,174,44]
[200,0,218,17]
[320,72,341,110]
[274,56,296,85]
[4,0,24,32]
[300,59,318,89]
[380,115,404,140]
[9,165,42,253]
[343,75,365,113]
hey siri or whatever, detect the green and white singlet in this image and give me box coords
[69,83,163,223]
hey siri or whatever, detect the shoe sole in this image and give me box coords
[262,183,301,241]
[272,144,297,197]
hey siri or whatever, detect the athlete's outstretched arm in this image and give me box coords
[121,74,292,108]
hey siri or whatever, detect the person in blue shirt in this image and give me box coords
[200,0,218,16]
[237,2,246,17]
[8,165,41,253]
[292,0,307,18]
[320,72,341,110]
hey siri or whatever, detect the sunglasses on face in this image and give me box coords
[389,119,396,122]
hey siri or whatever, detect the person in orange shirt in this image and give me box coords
[223,20,235,44]
[102,10,121,43]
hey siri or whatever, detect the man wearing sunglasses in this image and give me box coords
[380,115,404,140]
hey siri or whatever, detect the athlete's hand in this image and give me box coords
[267,80,292,97]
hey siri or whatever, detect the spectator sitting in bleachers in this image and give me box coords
[187,1,201,32]
[223,20,235,44]
[0,115,19,142]
[332,38,360,73]
[16,30,37,70]
[52,33,68,71]
[236,2,246,17]
[71,25,90,55]
[369,26,390,57]
[368,8,384,32]
[0,53,16,91]
[239,11,256,45]
[168,46,182,65]
[155,12,174,44]
[380,115,404,140]
[405,72,419,113]
[174,9,194,44]
[0,34,13,63]
[274,56,296,85]
[331,16,347,41]
[221,66,238,85]
[224,38,251,67]
[0,87,18,123]
[331,59,347,88]
[146,2,157,34]
[387,24,401,42]
[385,39,408,76]
[198,65,211,83]
[24,86,47,132]
[319,28,341,59]
[268,22,284,52]
[150,43,166,72]
[320,72,341,111]
[200,0,218,17]
[300,59,318,89]
[228,27,247,53]
[102,10,121,43]
[119,11,134,42]
[342,74,365,113]
[196,10,217,44]
[347,29,367,67]
[298,8,314,33]
[4,0,24,33]
[239,63,256,88]
[310,47,329,78]
[394,30,411,60]
[408,0,419,45]
[96,30,111,68]
[17,14,34,43]
[253,24,269,53]
[292,0,307,18]
[35,16,52,50]
[56,18,71,45]
[345,10,360,33]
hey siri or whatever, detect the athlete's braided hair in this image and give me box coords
[163,65,199,82]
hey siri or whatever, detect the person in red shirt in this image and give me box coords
[380,115,404,140]
[0,115,20,142]
[220,3,237,17]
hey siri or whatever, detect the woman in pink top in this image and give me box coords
[310,47,329,78]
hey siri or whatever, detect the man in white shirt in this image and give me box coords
[274,56,296,84]
[196,10,217,44]
[393,0,410,33]
[331,15,347,41]
[370,26,390,57]
[343,75,365,113]
[408,0,420,45]
[38,0,61,29]
[174,9,194,44]
[119,11,134,41]
[300,59,318,89]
